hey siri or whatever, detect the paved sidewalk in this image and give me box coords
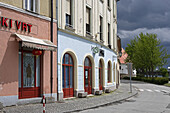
[2,83,138,113]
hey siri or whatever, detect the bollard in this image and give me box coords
[43,94,46,113]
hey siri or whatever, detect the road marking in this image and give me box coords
[146,89,153,92]
[161,90,169,93]
[154,90,161,92]
[139,89,144,92]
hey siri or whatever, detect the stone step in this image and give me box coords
[78,92,87,98]
[95,90,103,95]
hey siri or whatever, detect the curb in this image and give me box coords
[65,90,139,113]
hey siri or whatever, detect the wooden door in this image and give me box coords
[99,60,103,90]
[62,53,74,98]
[84,57,92,94]
[84,67,92,94]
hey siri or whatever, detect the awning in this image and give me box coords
[13,33,57,51]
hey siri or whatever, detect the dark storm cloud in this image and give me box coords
[117,0,170,68]
[117,0,170,30]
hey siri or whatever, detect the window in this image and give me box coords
[113,62,115,82]
[99,60,103,90]
[65,0,73,27]
[62,53,74,98]
[99,16,103,41]
[19,50,41,99]
[107,0,110,7]
[113,0,115,17]
[113,29,115,49]
[24,0,39,13]
[86,7,91,34]
[107,62,111,83]
[108,23,111,47]
[84,57,92,94]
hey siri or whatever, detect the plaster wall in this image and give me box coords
[0,6,57,106]
[58,31,117,95]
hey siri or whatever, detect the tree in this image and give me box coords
[125,33,170,75]
[159,68,168,77]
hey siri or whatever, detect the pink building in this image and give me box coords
[119,48,136,77]
[0,3,57,106]
[119,48,128,64]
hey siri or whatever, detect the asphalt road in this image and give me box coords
[79,80,170,113]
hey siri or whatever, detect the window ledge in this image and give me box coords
[107,6,111,11]
[86,33,93,39]
[107,82,113,86]
[100,40,104,43]
[65,25,75,32]
[100,0,104,3]
[25,9,39,15]
[113,14,116,18]
[108,44,112,49]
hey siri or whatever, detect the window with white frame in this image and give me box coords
[108,23,111,47]
[99,16,103,41]
[65,0,73,27]
[107,0,110,7]
[113,0,115,17]
[86,7,91,35]
[24,0,39,13]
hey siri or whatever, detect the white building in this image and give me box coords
[57,0,120,100]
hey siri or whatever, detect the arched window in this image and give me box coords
[99,60,103,90]
[62,53,74,98]
[107,62,111,83]
[113,62,115,82]
[84,57,92,94]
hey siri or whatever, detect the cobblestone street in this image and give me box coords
[2,82,137,113]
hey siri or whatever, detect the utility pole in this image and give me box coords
[128,63,133,93]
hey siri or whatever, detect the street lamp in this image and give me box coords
[119,51,122,57]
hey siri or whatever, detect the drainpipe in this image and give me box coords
[50,0,53,97]
[56,0,59,100]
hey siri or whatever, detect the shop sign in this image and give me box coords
[0,16,32,32]
[91,46,99,54]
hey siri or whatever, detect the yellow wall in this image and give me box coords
[0,0,22,8]
[0,0,56,18]
[40,0,56,18]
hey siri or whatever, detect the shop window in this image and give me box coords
[62,53,74,98]
[24,0,40,13]
[86,7,91,35]
[19,50,41,99]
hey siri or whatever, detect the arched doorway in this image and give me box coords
[84,57,92,94]
[99,60,103,90]
[107,61,112,83]
[62,53,74,98]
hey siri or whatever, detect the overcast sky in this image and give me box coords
[117,0,170,68]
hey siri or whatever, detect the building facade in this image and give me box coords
[57,0,120,100]
[0,0,57,106]
[119,48,136,78]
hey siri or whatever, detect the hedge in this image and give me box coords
[123,76,169,85]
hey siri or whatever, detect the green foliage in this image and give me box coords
[125,33,170,75]
[123,76,169,85]
[164,83,170,87]
[159,68,168,77]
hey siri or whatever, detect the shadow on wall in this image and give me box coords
[0,33,19,94]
